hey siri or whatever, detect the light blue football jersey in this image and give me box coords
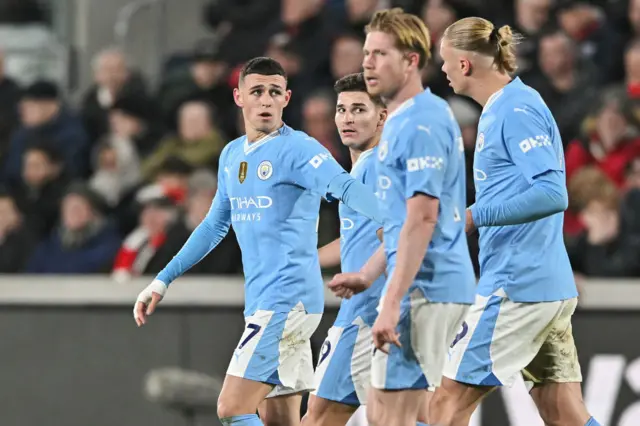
[218,125,353,316]
[473,77,577,302]
[376,89,476,305]
[334,147,385,327]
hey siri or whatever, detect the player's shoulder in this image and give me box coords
[498,80,551,120]
[218,136,244,164]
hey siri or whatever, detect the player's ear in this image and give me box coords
[233,87,244,108]
[406,52,420,70]
[282,89,292,108]
[461,56,472,77]
[378,108,388,128]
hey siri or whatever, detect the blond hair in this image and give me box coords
[443,17,522,74]
[366,8,431,69]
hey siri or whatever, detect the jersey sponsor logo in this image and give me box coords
[476,133,485,152]
[257,161,273,180]
[407,156,444,171]
[519,135,551,153]
[378,140,388,160]
[309,153,331,168]
[230,196,273,210]
[238,161,248,183]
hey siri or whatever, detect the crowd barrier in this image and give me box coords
[0,276,638,426]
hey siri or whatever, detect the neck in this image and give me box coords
[349,133,380,165]
[467,72,513,107]
[385,74,424,114]
[245,121,283,143]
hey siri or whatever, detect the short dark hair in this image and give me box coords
[25,141,63,165]
[239,57,287,82]
[333,73,385,107]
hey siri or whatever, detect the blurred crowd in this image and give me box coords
[0,0,639,279]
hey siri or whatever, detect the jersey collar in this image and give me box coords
[483,78,522,115]
[350,147,375,175]
[243,124,289,155]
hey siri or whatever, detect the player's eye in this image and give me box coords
[337,107,345,113]
[354,107,364,113]
[270,89,282,96]
[251,89,262,96]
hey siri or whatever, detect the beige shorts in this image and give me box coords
[443,289,582,388]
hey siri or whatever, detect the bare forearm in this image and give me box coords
[385,218,435,304]
[318,238,341,269]
[361,244,386,283]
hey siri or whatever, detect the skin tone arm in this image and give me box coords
[318,238,341,269]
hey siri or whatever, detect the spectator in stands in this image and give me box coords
[115,157,194,235]
[111,194,179,282]
[158,40,235,138]
[203,0,280,66]
[25,183,120,274]
[510,0,553,76]
[89,135,141,208]
[566,88,640,187]
[565,88,640,235]
[265,32,313,129]
[556,0,625,85]
[621,156,640,237]
[625,39,640,99]
[12,143,68,238]
[141,101,225,181]
[302,90,347,166]
[330,32,364,80]
[420,0,461,98]
[81,47,148,144]
[129,170,242,278]
[567,166,640,277]
[0,191,36,273]
[3,81,89,185]
[109,94,164,159]
[522,29,598,146]
[627,0,640,44]
[0,50,20,166]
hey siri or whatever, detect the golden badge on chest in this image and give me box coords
[238,161,248,183]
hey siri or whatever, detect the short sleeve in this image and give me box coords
[287,136,348,197]
[502,106,564,184]
[402,123,449,200]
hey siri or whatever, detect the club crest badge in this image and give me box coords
[257,161,273,180]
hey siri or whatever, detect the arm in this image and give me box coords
[478,105,567,228]
[156,146,233,285]
[289,138,382,224]
[471,170,568,227]
[382,195,437,306]
[327,173,382,224]
[318,238,341,269]
[155,193,231,285]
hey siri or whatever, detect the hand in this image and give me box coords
[328,272,371,299]
[134,279,167,327]
[372,300,401,353]
[465,209,476,234]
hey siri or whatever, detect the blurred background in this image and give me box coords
[0,0,638,425]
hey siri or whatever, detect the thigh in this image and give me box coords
[303,394,358,426]
[218,374,274,417]
[259,393,304,426]
[444,291,563,388]
[314,319,373,406]
[523,297,583,387]
[367,387,425,426]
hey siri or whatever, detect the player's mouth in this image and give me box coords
[341,129,357,138]
[365,77,379,87]
[258,112,273,120]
